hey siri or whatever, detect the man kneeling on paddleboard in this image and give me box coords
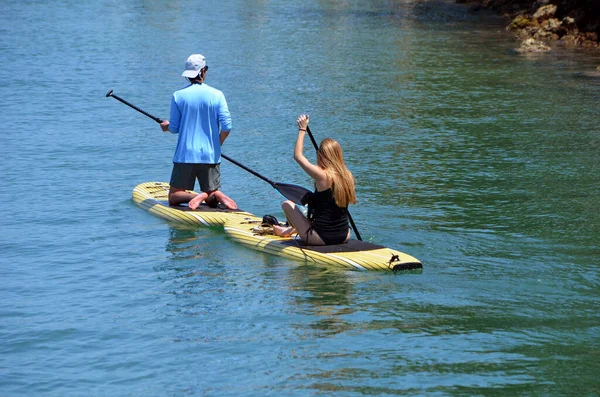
[160,53,237,210]
[273,115,356,245]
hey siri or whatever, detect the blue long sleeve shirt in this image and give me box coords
[168,83,232,164]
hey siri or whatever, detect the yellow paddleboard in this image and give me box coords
[132,182,258,227]
[132,182,422,271]
[223,217,422,272]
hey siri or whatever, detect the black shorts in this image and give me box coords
[170,163,221,192]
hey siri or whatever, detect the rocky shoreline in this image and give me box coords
[457,0,600,56]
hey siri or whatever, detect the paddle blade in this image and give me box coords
[272,182,312,205]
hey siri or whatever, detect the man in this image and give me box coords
[160,54,237,210]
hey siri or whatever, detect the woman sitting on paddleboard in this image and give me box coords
[273,114,357,245]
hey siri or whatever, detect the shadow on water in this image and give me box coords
[285,266,357,338]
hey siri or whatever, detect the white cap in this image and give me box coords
[181,54,206,78]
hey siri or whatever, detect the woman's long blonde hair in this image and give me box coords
[317,138,357,208]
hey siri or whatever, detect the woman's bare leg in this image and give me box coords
[281,200,325,245]
[273,224,295,237]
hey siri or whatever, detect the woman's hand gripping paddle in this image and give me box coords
[105,90,312,205]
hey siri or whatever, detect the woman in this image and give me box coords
[273,114,357,245]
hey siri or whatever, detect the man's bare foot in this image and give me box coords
[188,193,208,210]
[273,225,295,237]
[213,191,238,210]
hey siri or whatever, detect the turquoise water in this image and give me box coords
[1,0,599,395]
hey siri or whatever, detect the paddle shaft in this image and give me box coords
[306,126,363,241]
[220,154,275,187]
[106,90,164,123]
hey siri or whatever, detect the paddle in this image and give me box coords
[306,126,363,241]
[106,90,164,123]
[105,89,312,205]
[217,155,312,206]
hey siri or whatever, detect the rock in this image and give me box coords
[516,26,538,40]
[534,18,565,39]
[532,4,557,21]
[559,34,579,45]
[580,32,599,47]
[508,15,532,30]
[562,17,577,29]
[535,30,560,40]
[541,18,562,33]
[461,0,599,49]
[516,38,552,52]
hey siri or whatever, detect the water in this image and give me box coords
[1,0,599,395]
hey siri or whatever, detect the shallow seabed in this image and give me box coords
[1,0,599,396]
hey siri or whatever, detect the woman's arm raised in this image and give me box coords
[293,115,328,190]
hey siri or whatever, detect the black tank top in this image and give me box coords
[308,188,349,244]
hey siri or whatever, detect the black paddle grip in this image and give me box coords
[106,89,164,123]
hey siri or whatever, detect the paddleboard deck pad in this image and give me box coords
[223,218,422,271]
[133,182,422,271]
[132,182,258,227]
